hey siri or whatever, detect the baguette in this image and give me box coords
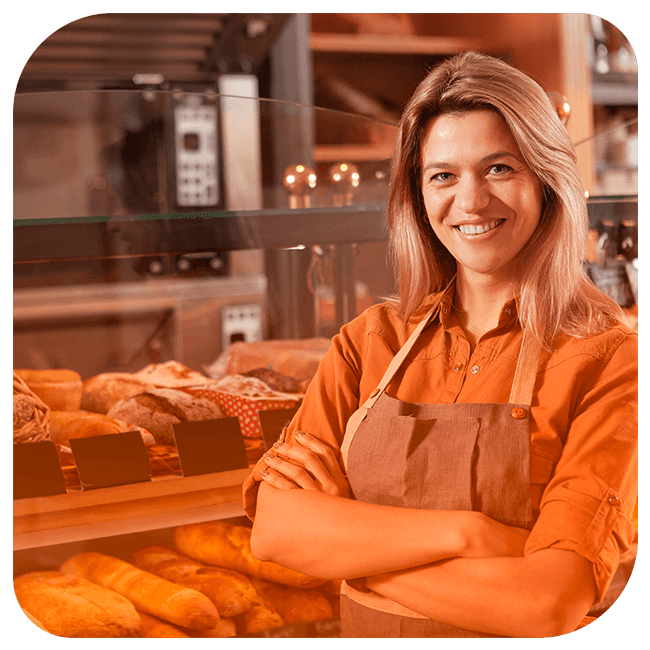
[249,577,334,624]
[14,570,141,638]
[60,552,219,630]
[234,596,284,635]
[137,611,191,638]
[130,544,258,617]
[174,520,325,588]
[180,617,237,638]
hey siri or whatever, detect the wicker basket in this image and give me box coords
[13,372,51,443]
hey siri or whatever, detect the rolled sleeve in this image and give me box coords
[525,331,638,603]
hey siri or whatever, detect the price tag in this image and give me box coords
[173,417,249,476]
[13,441,67,499]
[258,406,299,450]
[69,431,151,490]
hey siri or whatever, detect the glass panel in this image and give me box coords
[14,90,397,223]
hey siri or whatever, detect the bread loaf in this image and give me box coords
[249,577,334,624]
[174,520,324,588]
[13,394,41,433]
[60,552,219,630]
[134,360,214,387]
[49,411,155,447]
[107,388,226,445]
[180,617,237,637]
[234,597,284,635]
[15,369,83,411]
[81,373,153,414]
[14,570,141,638]
[137,611,190,638]
[131,544,258,617]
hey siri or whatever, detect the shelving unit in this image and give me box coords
[14,468,250,551]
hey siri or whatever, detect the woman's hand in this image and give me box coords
[463,511,530,558]
[260,431,351,498]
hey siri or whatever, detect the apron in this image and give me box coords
[338,291,542,638]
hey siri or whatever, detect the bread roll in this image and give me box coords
[15,369,82,411]
[60,552,219,631]
[174,520,324,589]
[131,544,258,618]
[107,389,226,445]
[14,570,141,638]
[81,373,152,414]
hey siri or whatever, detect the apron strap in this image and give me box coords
[362,282,452,410]
[508,328,542,406]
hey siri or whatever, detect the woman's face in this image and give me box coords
[420,109,544,284]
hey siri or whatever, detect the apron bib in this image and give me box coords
[338,291,541,637]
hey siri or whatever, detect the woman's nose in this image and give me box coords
[455,176,490,213]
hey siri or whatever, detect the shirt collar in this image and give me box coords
[436,281,520,328]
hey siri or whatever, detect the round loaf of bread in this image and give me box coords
[107,389,226,445]
[134,360,214,387]
[15,369,83,411]
[81,373,153,414]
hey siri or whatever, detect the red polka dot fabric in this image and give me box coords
[188,389,299,438]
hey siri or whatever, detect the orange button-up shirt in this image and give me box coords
[243,285,638,603]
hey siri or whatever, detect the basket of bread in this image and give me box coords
[13,371,53,444]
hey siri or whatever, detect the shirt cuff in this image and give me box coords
[524,484,637,603]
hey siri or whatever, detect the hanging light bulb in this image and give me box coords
[329,162,360,206]
[283,164,318,208]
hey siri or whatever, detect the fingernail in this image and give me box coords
[273,441,284,450]
[260,468,269,477]
[295,431,305,437]
[263,453,275,463]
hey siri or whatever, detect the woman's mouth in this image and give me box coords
[454,219,505,235]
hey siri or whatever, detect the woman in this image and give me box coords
[242,52,637,638]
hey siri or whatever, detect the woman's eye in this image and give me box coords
[431,172,454,183]
[488,164,513,175]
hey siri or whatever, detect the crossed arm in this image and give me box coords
[249,432,597,638]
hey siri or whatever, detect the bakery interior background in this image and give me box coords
[12,12,638,640]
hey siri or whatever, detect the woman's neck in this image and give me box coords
[453,270,516,351]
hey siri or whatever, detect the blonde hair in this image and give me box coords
[387,51,624,347]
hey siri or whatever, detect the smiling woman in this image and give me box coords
[244,52,637,638]
[420,110,543,298]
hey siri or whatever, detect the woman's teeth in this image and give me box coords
[456,219,505,235]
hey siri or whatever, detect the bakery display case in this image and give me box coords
[13,86,637,637]
[13,89,398,638]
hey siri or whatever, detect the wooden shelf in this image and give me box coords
[313,142,395,163]
[13,468,251,551]
[310,33,493,55]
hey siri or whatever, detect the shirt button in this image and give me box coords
[608,495,621,508]
[454,362,464,371]
[511,407,527,419]
[470,365,480,374]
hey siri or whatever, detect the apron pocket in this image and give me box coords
[348,409,478,511]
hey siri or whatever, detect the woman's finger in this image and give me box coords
[272,435,350,497]
[262,452,318,490]
[271,442,340,493]
[259,467,301,491]
[293,431,346,479]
